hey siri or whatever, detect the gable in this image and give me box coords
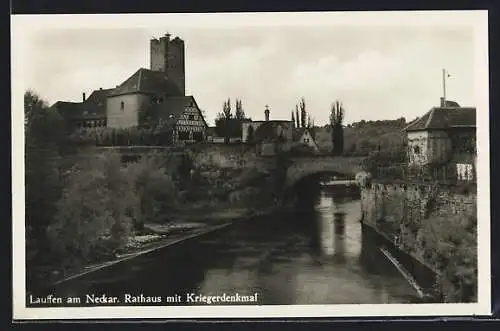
[146,95,207,130]
[109,68,183,97]
[177,97,207,128]
[301,130,313,140]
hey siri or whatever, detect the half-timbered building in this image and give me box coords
[146,96,208,144]
[50,32,209,146]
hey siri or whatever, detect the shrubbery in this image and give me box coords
[45,151,180,267]
[46,152,139,264]
[398,202,478,302]
[68,126,173,147]
[126,153,178,228]
[285,144,317,157]
[419,211,477,302]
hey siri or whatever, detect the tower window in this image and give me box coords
[120,101,125,111]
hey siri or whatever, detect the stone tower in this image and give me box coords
[150,33,185,95]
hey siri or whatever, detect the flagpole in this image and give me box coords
[442,68,446,107]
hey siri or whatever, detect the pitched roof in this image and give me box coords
[145,96,208,129]
[253,121,290,142]
[405,107,476,132]
[108,68,183,97]
[293,127,316,141]
[50,101,82,120]
[81,88,113,118]
[51,89,111,120]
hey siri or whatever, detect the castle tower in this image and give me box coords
[150,33,185,95]
[264,105,270,121]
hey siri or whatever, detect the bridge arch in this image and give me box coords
[283,156,366,191]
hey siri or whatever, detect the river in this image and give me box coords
[27,179,421,306]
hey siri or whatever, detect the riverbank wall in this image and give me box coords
[360,180,477,302]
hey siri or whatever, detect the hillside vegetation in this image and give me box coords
[314,118,408,156]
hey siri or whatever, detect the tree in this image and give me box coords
[25,91,65,237]
[291,111,296,128]
[299,98,307,128]
[295,105,300,130]
[223,98,232,119]
[235,99,245,120]
[215,99,233,143]
[215,98,248,143]
[330,100,345,156]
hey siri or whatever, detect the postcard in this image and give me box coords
[11,10,491,320]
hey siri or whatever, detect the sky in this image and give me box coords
[20,15,479,126]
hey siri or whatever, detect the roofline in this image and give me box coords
[432,106,476,111]
[187,96,209,129]
[403,106,477,132]
[107,90,162,97]
[406,125,476,132]
[245,120,292,123]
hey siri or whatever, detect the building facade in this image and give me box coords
[405,102,476,181]
[242,106,293,156]
[292,127,319,153]
[50,33,207,145]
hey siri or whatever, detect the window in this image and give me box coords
[178,131,190,140]
[188,115,195,120]
[457,163,474,181]
[413,145,420,155]
[120,101,125,111]
[83,110,88,116]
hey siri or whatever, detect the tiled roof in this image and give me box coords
[405,107,476,132]
[51,89,111,120]
[50,101,90,120]
[253,121,291,142]
[145,96,207,129]
[109,68,183,97]
[81,88,113,118]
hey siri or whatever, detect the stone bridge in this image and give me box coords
[284,156,366,189]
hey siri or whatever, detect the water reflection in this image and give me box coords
[31,178,422,306]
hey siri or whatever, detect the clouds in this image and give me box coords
[22,24,476,126]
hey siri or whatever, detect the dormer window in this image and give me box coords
[120,101,125,111]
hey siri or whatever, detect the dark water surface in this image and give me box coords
[28,182,421,306]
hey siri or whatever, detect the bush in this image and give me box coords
[47,152,139,264]
[419,211,477,302]
[125,153,178,227]
[286,144,317,156]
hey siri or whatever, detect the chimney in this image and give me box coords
[440,97,445,107]
[82,92,86,102]
[264,105,270,121]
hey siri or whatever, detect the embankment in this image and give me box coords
[360,180,477,302]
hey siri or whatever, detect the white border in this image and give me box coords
[11,10,491,320]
